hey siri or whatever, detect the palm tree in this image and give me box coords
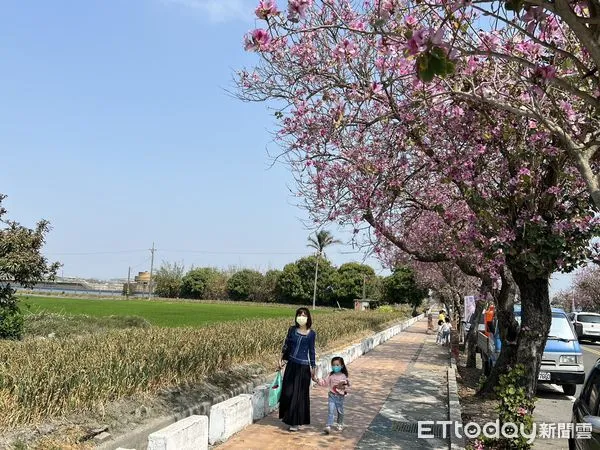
[307,230,341,310]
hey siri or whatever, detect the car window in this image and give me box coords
[578,315,600,323]
[515,314,576,340]
[548,315,577,340]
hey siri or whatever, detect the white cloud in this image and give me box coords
[161,0,253,23]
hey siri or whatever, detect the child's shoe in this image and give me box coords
[323,426,331,434]
[336,423,345,431]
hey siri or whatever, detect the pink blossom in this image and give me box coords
[371,82,384,95]
[480,33,500,51]
[255,0,279,19]
[535,65,556,80]
[518,167,531,177]
[333,39,359,59]
[244,29,271,52]
[413,28,429,46]
[547,186,561,195]
[559,100,577,122]
[464,56,479,75]
[379,0,396,21]
[431,27,445,45]
[523,7,546,33]
[404,15,418,27]
[406,28,429,55]
[288,0,313,22]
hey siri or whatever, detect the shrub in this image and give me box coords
[153,261,185,298]
[476,364,536,449]
[181,267,228,299]
[382,266,428,308]
[331,263,378,307]
[227,269,264,301]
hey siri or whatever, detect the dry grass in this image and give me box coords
[0,309,410,428]
[23,311,151,338]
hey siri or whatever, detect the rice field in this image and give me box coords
[18,295,305,327]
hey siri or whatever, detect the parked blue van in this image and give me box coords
[477,305,584,396]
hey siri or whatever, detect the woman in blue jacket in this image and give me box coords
[278,307,317,431]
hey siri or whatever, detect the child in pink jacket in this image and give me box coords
[318,356,350,433]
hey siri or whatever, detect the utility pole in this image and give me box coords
[362,274,367,299]
[312,251,319,311]
[148,242,155,299]
[126,266,131,299]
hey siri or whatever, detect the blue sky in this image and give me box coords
[0,0,572,294]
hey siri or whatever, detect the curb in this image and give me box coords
[98,314,425,449]
[448,356,465,450]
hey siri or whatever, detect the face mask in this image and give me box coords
[332,366,342,373]
[296,316,308,326]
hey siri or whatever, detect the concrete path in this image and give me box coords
[216,319,451,450]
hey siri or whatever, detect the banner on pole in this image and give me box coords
[464,295,476,323]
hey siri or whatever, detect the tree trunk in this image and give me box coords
[478,267,520,394]
[466,299,485,368]
[312,254,319,310]
[513,271,552,399]
[465,276,493,368]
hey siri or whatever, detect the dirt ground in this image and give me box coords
[456,355,500,449]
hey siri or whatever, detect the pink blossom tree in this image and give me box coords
[243,0,600,206]
[573,265,600,310]
[237,0,600,397]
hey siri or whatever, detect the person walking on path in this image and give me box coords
[278,307,318,432]
[438,309,446,322]
[427,311,434,332]
[318,356,351,435]
[442,317,452,346]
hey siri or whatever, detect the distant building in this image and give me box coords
[354,299,374,311]
[123,271,151,295]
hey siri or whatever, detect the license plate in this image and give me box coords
[538,371,551,381]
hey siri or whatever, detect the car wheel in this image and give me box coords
[563,384,577,396]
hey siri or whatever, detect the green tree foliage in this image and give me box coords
[382,266,427,308]
[181,267,227,300]
[277,256,335,305]
[331,263,377,307]
[153,261,185,298]
[0,194,60,339]
[256,269,281,302]
[226,269,264,301]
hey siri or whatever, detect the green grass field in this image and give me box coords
[18,295,310,328]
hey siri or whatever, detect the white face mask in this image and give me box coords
[296,316,308,326]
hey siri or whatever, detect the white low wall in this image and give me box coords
[208,394,253,445]
[147,415,208,450]
[139,313,424,450]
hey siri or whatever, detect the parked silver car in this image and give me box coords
[570,313,600,342]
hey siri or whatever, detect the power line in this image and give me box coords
[158,249,309,255]
[46,249,148,256]
[45,248,367,257]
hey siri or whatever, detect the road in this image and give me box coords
[533,341,599,449]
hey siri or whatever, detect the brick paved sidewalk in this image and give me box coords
[216,319,451,450]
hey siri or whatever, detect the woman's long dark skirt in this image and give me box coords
[278,360,311,426]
